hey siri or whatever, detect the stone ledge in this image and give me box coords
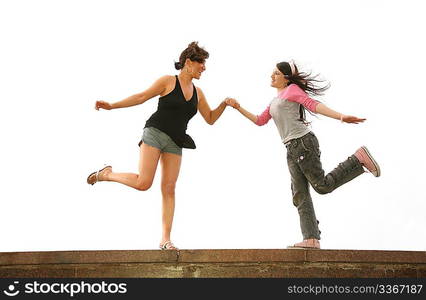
[1,249,425,278]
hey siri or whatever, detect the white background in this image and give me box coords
[1,0,425,252]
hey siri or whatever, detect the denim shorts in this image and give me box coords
[138,127,182,155]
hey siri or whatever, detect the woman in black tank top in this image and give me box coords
[143,75,198,149]
[87,42,232,250]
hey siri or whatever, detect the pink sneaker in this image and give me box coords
[288,238,320,249]
[354,146,381,177]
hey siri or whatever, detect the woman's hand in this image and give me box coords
[225,97,240,109]
[341,114,366,124]
[95,100,113,110]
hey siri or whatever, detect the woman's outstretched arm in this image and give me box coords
[225,98,269,125]
[315,103,366,124]
[235,105,258,124]
[95,75,170,110]
[197,87,228,125]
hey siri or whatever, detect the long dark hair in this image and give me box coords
[174,42,209,70]
[277,61,330,123]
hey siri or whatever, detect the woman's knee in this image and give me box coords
[312,183,332,195]
[135,179,153,191]
[292,191,309,207]
[161,181,176,195]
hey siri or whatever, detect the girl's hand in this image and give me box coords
[341,115,366,124]
[225,97,240,109]
[95,100,113,110]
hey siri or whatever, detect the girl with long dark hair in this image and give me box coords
[226,61,380,248]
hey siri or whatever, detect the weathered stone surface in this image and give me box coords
[306,249,426,264]
[0,250,177,265]
[1,249,425,278]
[178,249,306,263]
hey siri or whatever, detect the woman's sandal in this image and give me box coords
[86,165,112,185]
[159,241,178,250]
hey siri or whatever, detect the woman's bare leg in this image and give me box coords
[101,143,161,190]
[159,152,182,247]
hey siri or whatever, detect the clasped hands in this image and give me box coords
[224,97,240,109]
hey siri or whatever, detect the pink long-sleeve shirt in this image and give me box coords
[255,84,319,144]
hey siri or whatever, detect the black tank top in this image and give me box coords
[144,75,198,149]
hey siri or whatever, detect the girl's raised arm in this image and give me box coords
[226,98,270,125]
[315,103,366,124]
[95,75,171,110]
[197,87,228,125]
